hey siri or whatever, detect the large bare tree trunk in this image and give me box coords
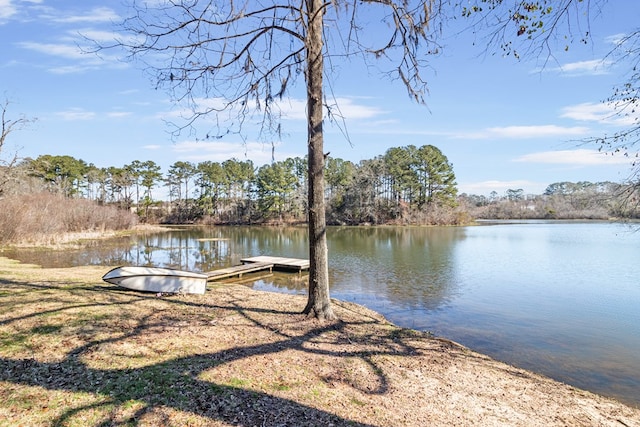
[303,0,335,320]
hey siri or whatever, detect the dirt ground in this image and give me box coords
[0,256,638,426]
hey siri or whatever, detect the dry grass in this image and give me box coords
[0,193,137,246]
[0,257,639,426]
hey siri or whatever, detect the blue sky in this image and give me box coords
[1,1,639,196]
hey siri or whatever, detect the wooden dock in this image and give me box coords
[206,262,273,281]
[205,256,310,281]
[241,256,310,272]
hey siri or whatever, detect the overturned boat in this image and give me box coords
[102,266,207,295]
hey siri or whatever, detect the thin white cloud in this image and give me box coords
[171,140,298,165]
[2,2,104,25]
[333,97,387,120]
[18,41,85,59]
[454,125,590,140]
[55,108,96,121]
[55,109,133,121]
[559,59,612,76]
[80,29,141,47]
[535,59,613,76]
[143,144,162,150]
[278,97,385,121]
[514,149,634,166]
[176,96,384,121]
[79,29,121,44]
[0,0,39,22]
[160,96,385,130]
[561,102,613,121]
[605,33,627,45]
[45,6,118,24]
[561,102,636,126]
[17,37,126,73]
[0,0,17,21]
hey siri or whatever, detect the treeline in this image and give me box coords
[4,145,463,225]
[461,181,640,220]
[2,146,638,226]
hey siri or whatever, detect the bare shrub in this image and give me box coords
[395,204,471,226]
[0,192,136,245]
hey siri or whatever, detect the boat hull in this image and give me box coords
[102,266,207,294]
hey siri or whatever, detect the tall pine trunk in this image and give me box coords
[303,0,335,320]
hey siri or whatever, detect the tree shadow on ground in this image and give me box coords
[0,277,430,426]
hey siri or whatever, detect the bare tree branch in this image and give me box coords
[0,97,36,196]
[454,0,605,68]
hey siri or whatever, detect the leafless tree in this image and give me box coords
[101,0,442,319]
[0,98,35,197]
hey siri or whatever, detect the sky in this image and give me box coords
[1,0,639,197]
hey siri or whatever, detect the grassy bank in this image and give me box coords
[0,257,638,426]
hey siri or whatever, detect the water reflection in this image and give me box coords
[4,226,464,314]
[327,227,464,314]
[3,226,310,273]
[250,227,466,316]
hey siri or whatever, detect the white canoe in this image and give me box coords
[102,266,208,295]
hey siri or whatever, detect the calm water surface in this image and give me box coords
[4,222,639,406]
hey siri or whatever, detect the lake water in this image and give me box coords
[4,221,639,406]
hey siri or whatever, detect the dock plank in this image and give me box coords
[206,262,273,281]
[241,256,310,271]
